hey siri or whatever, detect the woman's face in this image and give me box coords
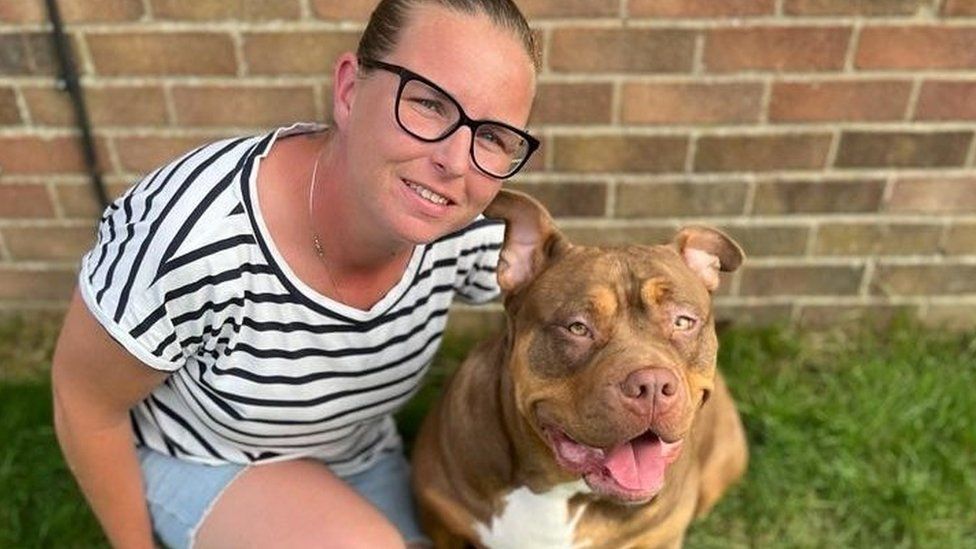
[337,4,536,248]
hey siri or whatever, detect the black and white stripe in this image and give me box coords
[79,123,504,474]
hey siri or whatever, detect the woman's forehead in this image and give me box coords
[385,4,536,123]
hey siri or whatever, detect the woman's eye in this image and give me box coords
[674,315,697,331]
[567,322,591,337]
[407,96,446,117]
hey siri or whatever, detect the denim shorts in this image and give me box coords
[136,446,428,548]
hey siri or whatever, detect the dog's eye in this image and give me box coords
[674,315,697,331]
[567,322,591,338]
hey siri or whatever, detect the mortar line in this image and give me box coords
[843,19,862,73]
[0,225,10,261]
[965,134,976,167]
[11,16,976,34]
[905,76,924,121]
[46,180,66,221]
[858,258,877,297]
[162,81,178,126]
[298,0,313,20]
[606,178,617,219]
[13,86,32,126]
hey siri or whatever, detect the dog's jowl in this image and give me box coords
[413,189,748,549]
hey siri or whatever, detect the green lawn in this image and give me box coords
[3,312,975,548]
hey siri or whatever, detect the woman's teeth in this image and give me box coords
[407,181,449,205]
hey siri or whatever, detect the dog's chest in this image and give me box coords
[473,480,592,549]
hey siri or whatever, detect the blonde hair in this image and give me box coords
[357,0,539,71]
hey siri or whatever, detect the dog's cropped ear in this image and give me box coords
[484,189,570,294]
[673,226,744,292]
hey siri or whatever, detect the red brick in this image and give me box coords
[704,27,851,72]
[507,181,608,217]
[312,0,374,19]
[797,304,920,331]
[0,33,58,76]
[0,184,55,218]
[24,86,169,127]
[244,31,360,76]
[0,269,77,301]
[695,134,831,172]
[943,0,976,16]
[872,264,976,296]
[151,0,300,20]
[552,136,688,173]
[924,305,976,331]
[714,304,793,326]
[57,181,130,219]
[753,179,884,214]
[856,26,976,70]
[615,182,749,218]
[814,223,943,255]
[114,135,231,174]
[173,86,316,127]
[0,135,93,174]
[915,81,976,120]
[784,0,930,15]
[630,0,775,17]
[722,226,810,257]
[740,265,864,296]
[835,132,972,168]
[518,0,619,18]
[87,32,237,76]
[561,225,675,247]
[621,83,762,125]
[943,223,976,255]
[0,87,20,125]
[530,83,613,125]
[887,178,976,213]
[550,29,695,73]
[0,0,143,23]
[4,226,96,261]
[769,81,911,122]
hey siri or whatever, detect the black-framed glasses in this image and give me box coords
[359,57,539,179]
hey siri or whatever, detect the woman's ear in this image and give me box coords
[332,52,359,129]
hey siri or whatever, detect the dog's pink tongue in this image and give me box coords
[602,435,667,492]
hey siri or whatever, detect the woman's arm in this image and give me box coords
[52,289,171,549]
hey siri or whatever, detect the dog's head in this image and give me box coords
[485,189,744,504]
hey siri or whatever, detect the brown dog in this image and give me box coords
[412,189,747,548]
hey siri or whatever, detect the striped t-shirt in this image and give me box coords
[79,123,504,475]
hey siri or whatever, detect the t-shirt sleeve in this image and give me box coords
[453,217,505,304]
[78,164,186,372]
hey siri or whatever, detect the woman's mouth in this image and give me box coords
[404,179,451,206]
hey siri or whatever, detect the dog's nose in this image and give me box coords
[620,367,680,414]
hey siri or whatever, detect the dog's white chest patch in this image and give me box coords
[473,480,592,549]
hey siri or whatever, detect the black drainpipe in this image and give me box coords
[43,0,109,211]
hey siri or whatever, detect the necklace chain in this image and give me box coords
[307,139,346,304]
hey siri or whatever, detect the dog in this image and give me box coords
[412,189,748,548]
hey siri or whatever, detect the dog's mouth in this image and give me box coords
[543,425,684,503]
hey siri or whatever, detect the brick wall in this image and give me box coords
[1,0,975,331]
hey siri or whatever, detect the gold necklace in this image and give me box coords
[306,139,347,304]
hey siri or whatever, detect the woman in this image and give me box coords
[51,0,539,547]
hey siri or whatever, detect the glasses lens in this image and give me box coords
[396,76,532,178]
[472,124,530,177]
[397,79,460,141]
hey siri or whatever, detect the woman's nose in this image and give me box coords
[431,126,473,178]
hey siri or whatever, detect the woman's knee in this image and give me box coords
[194,459,405,548]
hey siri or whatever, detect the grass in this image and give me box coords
[2,312,975,548]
